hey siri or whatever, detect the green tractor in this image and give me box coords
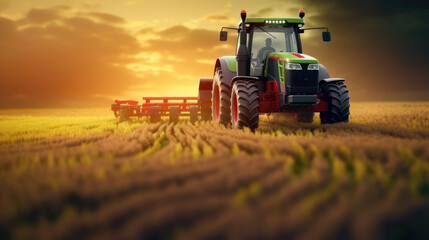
[198,9,350,130]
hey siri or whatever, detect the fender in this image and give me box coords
[318,64,330,81]
[319,78,345,85]
[214,57,237,88]
[318,63,345,87]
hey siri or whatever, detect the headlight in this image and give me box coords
[285,63,302,70]
[307,63,319,70]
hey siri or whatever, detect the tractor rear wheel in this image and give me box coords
[296,111,314,123]
[150,106,161,123]
[230,80,259,130]
[212,68,231,126]
[169,106,179,123]
[190,106,198,123]
[320,82,350,124]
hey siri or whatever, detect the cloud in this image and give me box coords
[0,15,15,35]
[18,7,62,24]
[0,0,8,11]
[82,2,101,10]
[88,12,126,24]
[204,14,233,22]
[249,8,274,17]
[0,6,142,107]
[129,25,236,93]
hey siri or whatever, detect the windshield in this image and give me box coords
[252,26,298,60]
[250,26,298,76]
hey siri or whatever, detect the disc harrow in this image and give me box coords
[111,97,200,123]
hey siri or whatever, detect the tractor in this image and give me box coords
[198,9,350,130]
[112,9,350,130]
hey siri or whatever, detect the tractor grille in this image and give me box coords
[285,63,318,94]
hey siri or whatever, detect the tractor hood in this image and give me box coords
[221,53,318,73]
[267,52,318,64]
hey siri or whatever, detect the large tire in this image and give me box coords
[320,82,350,124]
[212,68,231,125]
[230,80,259,130]
[296,111,314,123]
[190,106,198,123]
[169,106,179,123]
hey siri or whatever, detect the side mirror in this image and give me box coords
[220,31,228,41]
[322,31,331,42]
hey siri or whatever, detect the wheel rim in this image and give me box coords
[232,92,238,124]
[214,84,220,121]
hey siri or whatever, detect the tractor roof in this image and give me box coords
[245,18,304,24]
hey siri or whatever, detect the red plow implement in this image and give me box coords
[111,78,214,123]
[112,97,200,123]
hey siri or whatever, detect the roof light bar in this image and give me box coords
[264,20,287,24]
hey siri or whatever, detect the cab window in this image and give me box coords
[250,26,298,76]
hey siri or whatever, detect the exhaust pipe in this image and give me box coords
[236,10,250,76]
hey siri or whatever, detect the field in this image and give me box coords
[1,102,429,240]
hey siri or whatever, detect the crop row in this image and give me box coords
[1,113,429,239]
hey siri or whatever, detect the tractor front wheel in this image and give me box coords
[320,82,350,124]
[230,80,259,130]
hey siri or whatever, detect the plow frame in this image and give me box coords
[112,78,213,123]
[112,97,200,122]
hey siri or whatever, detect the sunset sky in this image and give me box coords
[0,0,428,107]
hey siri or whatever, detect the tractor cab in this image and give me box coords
[226,16,330,77]
[241,23,301,76]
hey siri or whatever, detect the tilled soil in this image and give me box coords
[1,110,429,240]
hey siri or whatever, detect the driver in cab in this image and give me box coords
[257,38,276,63]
